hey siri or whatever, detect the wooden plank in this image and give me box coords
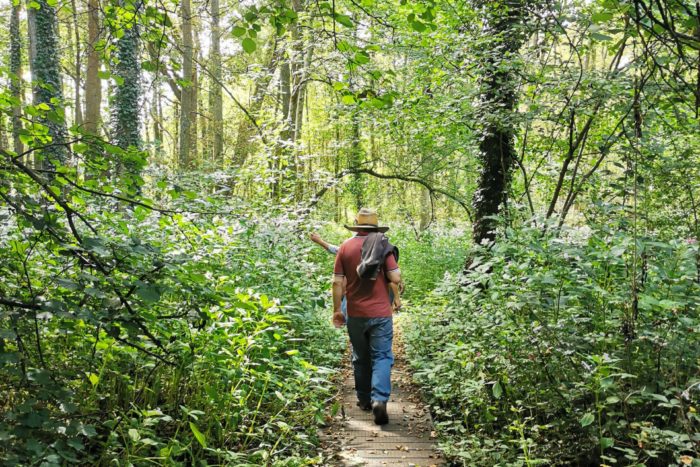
[319,317,444,466]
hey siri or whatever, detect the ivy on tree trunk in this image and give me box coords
[31,0,68,167]
[470,0,528,246]
[111,14,141,152]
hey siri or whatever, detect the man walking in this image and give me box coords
[332,208,401,425]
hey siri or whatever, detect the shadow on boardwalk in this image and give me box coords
[319,316,444,467]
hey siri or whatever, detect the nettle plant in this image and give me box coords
[407,222,700,466]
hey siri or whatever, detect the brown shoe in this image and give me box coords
[371,401,389,425]
[356,400,372,411]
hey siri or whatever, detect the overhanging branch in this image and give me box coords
[307,167,473,222]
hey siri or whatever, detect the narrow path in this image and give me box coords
[320,316,444,467]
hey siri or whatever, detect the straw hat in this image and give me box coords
[344,208,389,233]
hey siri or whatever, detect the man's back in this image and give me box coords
[334,233,398,318]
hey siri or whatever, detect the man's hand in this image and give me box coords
[332,310,345,328]
[392,296,402,312]
[309,232,321,244]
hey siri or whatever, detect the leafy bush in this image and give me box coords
[0,185,344,465]
[406,223,700,466]
[389,226,471,302]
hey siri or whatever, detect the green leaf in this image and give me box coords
[411,20,427,32]
[189,422,207,448]
[492,381,503,399]
[242,38,257,54]
[136,284,160,303]
[354,51,370,65]
[600,437,614,450]
[591,12,613,23]
[334,13,354,28]
[580,412,595,427]
[590,32,613,41]
[128,428,140,442]
[87,373,100,387]
[232,26,247,37]
[336,40,353,52]
[341,95,356,105]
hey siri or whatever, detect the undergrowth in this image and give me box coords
[406,223,700,466]
[0,188,344,466]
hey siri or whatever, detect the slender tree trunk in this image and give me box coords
[273,0,310,196]
[25,0,36,168]
[470,0,527,246]
[152,83,162,143]
[271,58,291,198]
[209,0,223,165]
[26,0,37,76]
[178,0,195,168]
[31,0,69,167]
[350,107,363,210]
[192,25,201,166]
[232,36,279,167]
[10,2,23,155]
[84,0,102,134]
[70,0,83,127]
[420,187,432,231]
[197,36,208,166]
[0,115,8,151]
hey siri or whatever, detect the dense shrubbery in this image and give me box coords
[406,223,700,466]
[388,226,471,302]
[0,185,344,465]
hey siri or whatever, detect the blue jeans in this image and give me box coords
[346,317,394,403]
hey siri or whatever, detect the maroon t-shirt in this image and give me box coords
[333,233,399,318]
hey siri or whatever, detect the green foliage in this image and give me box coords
[389,226,471,302]
[0,93,344,464]
[406,223,700,465]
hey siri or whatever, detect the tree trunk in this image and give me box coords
[0,115,8,151]
[349,108,364,210]
[192,25,201,166]
[26,0,37,74]
[209,0,223,165]
[271,58,291,198]
[152,83,162,144]
[470,0,527,246]
[273,0,310,196]
[178,0,195,168]
[84,0,101,134]
[110,14,141,151]
[30,0,69,167]
[232,37,279,168]
[70,0,82,127]
[10,2,23,155]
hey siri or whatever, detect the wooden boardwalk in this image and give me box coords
[320,319,444,467]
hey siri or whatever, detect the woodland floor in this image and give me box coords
[319,316,444,467]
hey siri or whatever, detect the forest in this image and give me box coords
[0,0,699,465]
